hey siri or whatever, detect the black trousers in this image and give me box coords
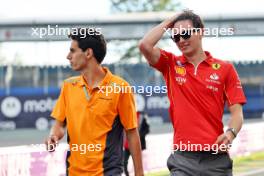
[123,149,131,176]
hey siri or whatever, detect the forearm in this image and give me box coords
[127,128,144,176]
[45,120,65,151]
[140,19,172,47]
[228,104,244,135]
[49,120,65,140]
[139,14,179,64]
[228,111,243,134]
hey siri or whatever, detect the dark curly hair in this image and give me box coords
[173,10,204,29]
[69,28,106,64]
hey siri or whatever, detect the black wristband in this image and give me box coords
[226,128,237,138]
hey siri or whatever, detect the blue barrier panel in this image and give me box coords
[0,87,263,129]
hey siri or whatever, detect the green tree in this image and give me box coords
[110,0,181,13]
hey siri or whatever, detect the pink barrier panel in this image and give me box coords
[0,145,67,176]
[0,122,264,175]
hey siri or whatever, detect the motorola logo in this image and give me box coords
[1,96,22,118]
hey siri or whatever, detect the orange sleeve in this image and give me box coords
[51,83,67,122]
[117,83,137,130]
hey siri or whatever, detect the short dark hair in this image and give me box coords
[173,10,204,29]
[69,28,106,64]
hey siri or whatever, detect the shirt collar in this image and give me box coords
[78,67,113,89]
[179,51,214,66]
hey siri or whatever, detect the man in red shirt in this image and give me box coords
[139,10,246,175]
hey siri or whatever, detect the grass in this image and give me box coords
[146,151,264,176]
[234,151,264,164]
[146,170,169,176]
[233,151,264,174]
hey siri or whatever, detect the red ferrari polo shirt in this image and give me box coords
[152,49,246,150]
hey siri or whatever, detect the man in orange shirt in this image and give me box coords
[123,112,149,176]
[45,28,144,176]
[139,10,246,175]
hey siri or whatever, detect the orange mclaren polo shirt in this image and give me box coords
[152,49,246,150]
[51,67,137,176]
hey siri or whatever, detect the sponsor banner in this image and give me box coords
[135,93,170,122]
[1,90,263,130]
[0,95,58,130]
[0,93,170,129]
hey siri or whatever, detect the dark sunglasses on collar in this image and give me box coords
[171,28,200,43]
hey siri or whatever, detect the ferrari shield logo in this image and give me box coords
[212,63,221,70]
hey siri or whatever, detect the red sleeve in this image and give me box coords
[150,49,172,73]
[224,63,247,106]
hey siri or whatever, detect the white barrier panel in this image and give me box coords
[138,121,264,173]
[230,121,264,156]
[0,122,264,175]
[0,144,68,176]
